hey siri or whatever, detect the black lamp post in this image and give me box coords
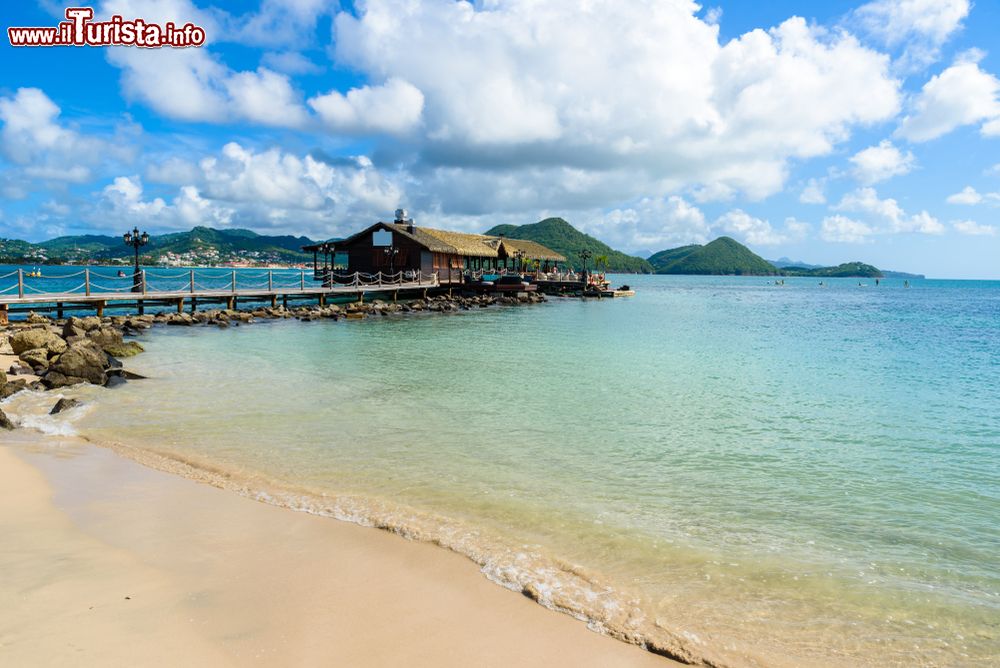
[513,249,526,274]
[579,249,592,284]
[123,227,149,292]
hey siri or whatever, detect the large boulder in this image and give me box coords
[50,340,109,385]
[50,397,82,415]
[19,348,50,371]
[78,316,102,332]
[87,327,144,357]
[0,378,26,400]
[10,328,67,356]
[41,371,85,389]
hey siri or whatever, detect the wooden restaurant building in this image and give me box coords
[303,210,566,285]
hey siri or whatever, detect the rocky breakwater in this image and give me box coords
[0,314,146,429]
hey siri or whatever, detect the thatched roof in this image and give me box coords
[499,238,566,262]
[401,225,498,258]
[308,221,565,262]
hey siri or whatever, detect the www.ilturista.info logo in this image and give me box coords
[8,7,206,48]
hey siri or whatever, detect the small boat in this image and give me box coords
[25,268,42,278]
[117,270,126,278]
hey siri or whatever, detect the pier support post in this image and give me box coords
[191,297,198,314]
[176,298,184,314]
[319,294,326,307]
[56,302,64,320]
[226,297,235,310]
[357,291,363,304]
[0,304,8,326]
[393,290,398,303]
[282,295,288,309]
[271,295,277,308]
[138,300,145,316]
[95,301,105,318]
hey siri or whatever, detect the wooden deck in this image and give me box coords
[0,270,444,322]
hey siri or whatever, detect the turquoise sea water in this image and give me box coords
[8,275,999,666]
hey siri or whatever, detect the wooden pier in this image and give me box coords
[0,268,443,324]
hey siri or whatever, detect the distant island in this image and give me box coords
[649,237,778,275]
[648,236,921,278]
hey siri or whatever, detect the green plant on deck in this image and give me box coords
[594,254,610,272]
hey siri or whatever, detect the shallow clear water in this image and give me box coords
[12,275,999,666]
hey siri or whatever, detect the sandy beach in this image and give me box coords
[0,432,675,667]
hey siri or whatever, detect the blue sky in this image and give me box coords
[1,1,999,278]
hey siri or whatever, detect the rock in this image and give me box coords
[41,371,84,389]
[106,354,123,369]
[0,408,13,430]
[19,348,49,371]
[50,340,109,385]
[78,316,102,332]
[26,312,50,325]
[0,378,26,399]
[104,374,127,389]
[50,398,82,415]
[88,327,144,357]
[0,369,6,388]
[10,328,67,356]
[63,318,86,339]
[8,362,32,376]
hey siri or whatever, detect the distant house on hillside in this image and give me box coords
[303,210,565,284]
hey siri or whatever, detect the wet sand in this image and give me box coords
[0,434,677,667]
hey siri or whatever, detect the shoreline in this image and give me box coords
[0,432,677,667]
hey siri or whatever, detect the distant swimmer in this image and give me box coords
[904,280,910,288]
[876,278,880,286]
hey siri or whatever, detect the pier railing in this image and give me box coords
[0,268,440,300]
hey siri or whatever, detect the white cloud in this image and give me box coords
[952,220,996,236]
[100,1,310,127]
[946,186,981,204]
[946,185,1000,205]
[224,67,308,127]
[94,143,406,238]
[334,2,900,200]
[800,178,827,204]
[230,0,330,48]
[835,186,944,234]
[897,57,1000,142]
[821,215,875,243]
[309,78,424,135]
[590,195,711,250]
[852,0,969,69]
[0,87,132,195]
[261,51,323,75]
[715,209,798,245]
[849,140,915,183]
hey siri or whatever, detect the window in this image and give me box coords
[372,229,392,246]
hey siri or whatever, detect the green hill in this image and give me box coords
[780,262,883,278]
[484,218,653,273]
[1,228,319,265]
[649,237,778,275]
